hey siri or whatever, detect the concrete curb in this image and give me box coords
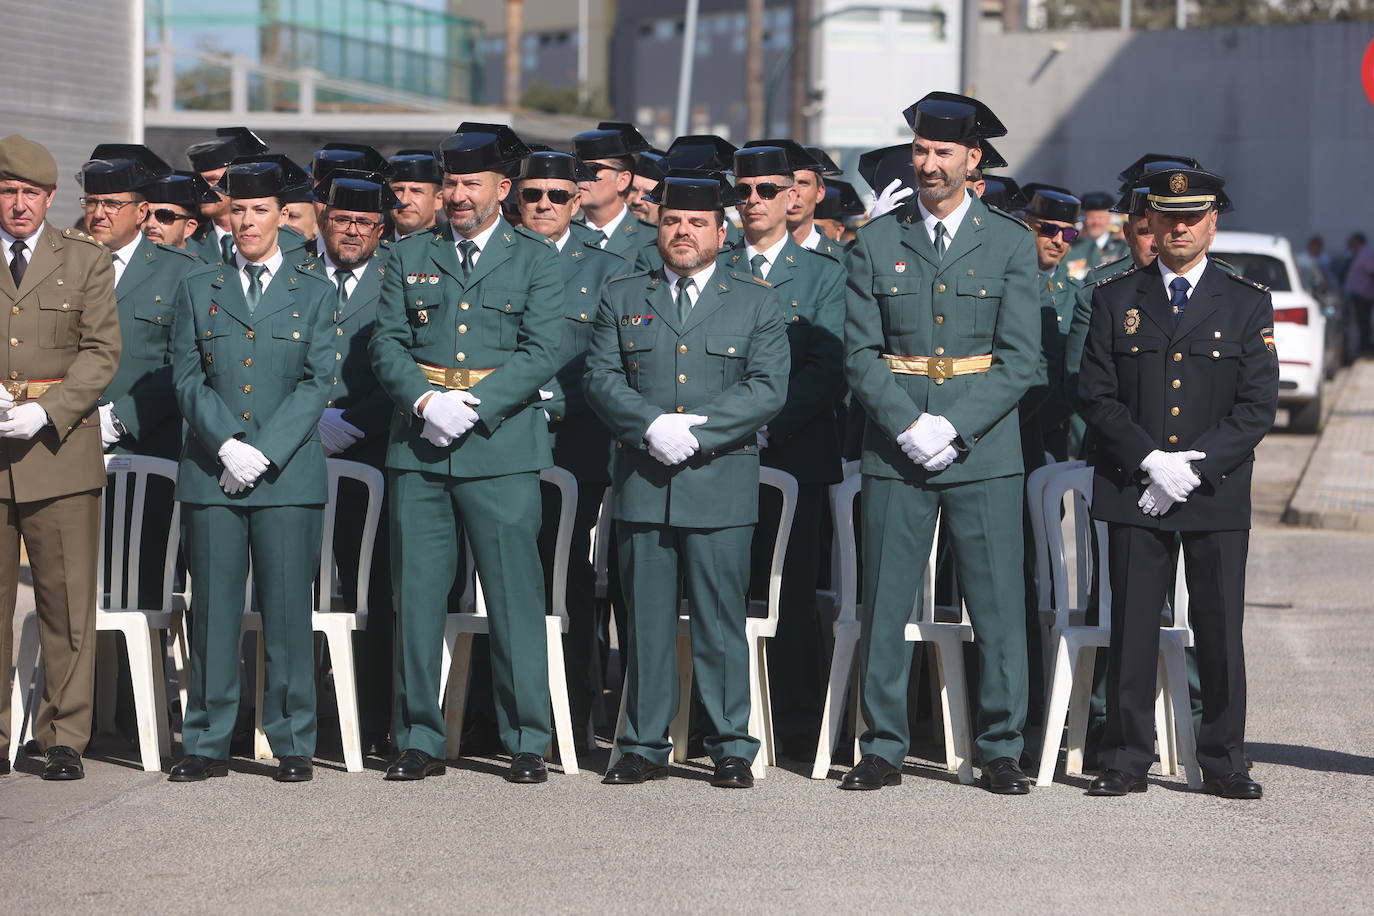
[1283,361,1374,529]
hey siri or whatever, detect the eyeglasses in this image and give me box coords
[734,181,791,201]
[326,215,383,232]
[79,197,137,213]
[1035,222,1081,243]
[148,208,191,225]
[519,187,576,205]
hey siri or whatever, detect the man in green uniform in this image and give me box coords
[572,124,654,265]
[184,128,270,265]
[168,159,336,783]
[743,141,840,260]
[1065,191,1128,281]
[514,150,624,745]
[717,146,846,761]
[387,150,444,241]
[664,136,743,250]
[369,123,563,784]
[586,173,789,789]
[841,93,1039,794]
[140,170,218,251]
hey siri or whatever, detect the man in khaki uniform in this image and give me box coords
[0,135,122,779]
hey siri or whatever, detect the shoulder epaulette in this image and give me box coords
[1223,269,1268,293]
[608,269,653,285]
[1211,255,1239,275]
[984,204,1031,231]
[62,227,101,246]
[514,224,551,244]
[294,261,332,283]
[730,270,771,287]
[1086,254,1131,283]
[1095,264,1139,287]
[155,242,199,260]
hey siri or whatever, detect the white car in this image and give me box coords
[1211,231,1326,433]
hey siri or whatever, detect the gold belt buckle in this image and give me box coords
[4,380,25,401]
[445,368,471,389]
[927,357,955,380]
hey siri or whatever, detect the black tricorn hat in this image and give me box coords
[517,151,598,183]
[313,168,402,212]
[1145,167,1230,213]
[978,139,1008,170]
[186,127,268,172]
[980,174,1030,212]
[218,154,310,200]
[1079,190,1115,211]
[438,122,531,175]
[741,139,829,175]
[1021,183,1082,223]
[140,170,221,208]
[1112,186,1148,217]
[80,144,173,195]
[903,91,1006,143]
[733,146,793,179]
[857,144,914,195]
[88,144,173,181]
[388,149,443,185]
[648,169,740,210]
[804,146,843,176]
[574,122,651,161]
[312,143,390,184]
[665,135,738,173]
[816,179,864,220]
[633,149,669,184]
[1117,152,1202,188]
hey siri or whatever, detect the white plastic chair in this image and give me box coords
[11,454,185,771]
[1027,460,1088,653]
[437,466,581,774]
[608,466,798,780]
[1034,466,1200,788]
[244,458,383,773]
[811,474,976,783]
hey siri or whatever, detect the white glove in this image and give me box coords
[1139,449,1206,502]
[0,386,13,418]
[0,402,48,440]
[869,178,914,220]
[218,438,270,486]
[420,421,454,449]
[896,413,957,464]
[219,468,248,496]
[99,403,122,448]
[1138,482,1179,517]
[922,443,958,472]
[756,426,770,449]
[420,390,481,440]
[318,407,364,456]
[538,388,553,424]
[644,413,708,466]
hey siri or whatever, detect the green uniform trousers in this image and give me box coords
[182,503,322,760]
[389,469,550,758]
[616,522,759,765]
[859,474,1028,766]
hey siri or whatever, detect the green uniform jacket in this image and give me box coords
[368,218,564,478]
[545,232,625,483]
[805,230,847,264]
[719,237,846,485]
[584,267,790,528]
[1033,259,1083,436]
[844,195,1040,484]
[171,259,336,506]
[1066,234,1129,280]
[105,236,202,459]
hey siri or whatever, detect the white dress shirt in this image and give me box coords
[455,219,500,266]
[323,254,370,300]
[236,247,285,297]
[1160,257,1209,303]
[664,260,717,309]
[0,221,44,270]
[109,234,142,287]
[800,225,823,251]
[585,205,628,248]
[916,191,973,248]
[743,234,789,280]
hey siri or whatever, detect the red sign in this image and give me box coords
[1363,37,1374,106]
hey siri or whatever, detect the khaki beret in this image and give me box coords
[0,135,58,187]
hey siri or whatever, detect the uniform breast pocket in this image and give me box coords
[955,278,1002,338]
[874,273,921,335]
[482,288,527,350]
[1190,338,1242,391]
[37,290,82,349]
[619,326,655,390]
[271,320,310,378]
[706,334,750,391]
[199,328,229,379]
[131,301,173,361]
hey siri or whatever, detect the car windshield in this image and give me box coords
[1211,252,1292,291]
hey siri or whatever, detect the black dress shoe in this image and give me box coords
[839,753,902,790]
[982,756,1031,795]
[1,757,10,775]
[383,748,445,781]
[1087,768,1148,796]
[602,752,669,785]
[22,738,40,756]
[710,756,755,789]
[363,736,395,759]
[507,753,548,784]
[41,746,84,781]
[274,756,314,783]
[1204,771,1263,799]
[169,755,230,782]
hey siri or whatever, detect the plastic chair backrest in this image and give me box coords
[830,472,863,624]
[319,458,385,622]
[1027,460,1087,616]
[1041,466,1109,630]
[591,491,611,595]
[100,454,181,612]
[757,467,799,628]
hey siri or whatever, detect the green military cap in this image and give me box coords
[0,134,58,186]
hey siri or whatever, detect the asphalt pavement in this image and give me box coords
[3,373,1373,912]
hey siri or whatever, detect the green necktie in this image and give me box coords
[933,221,947,261]
[219,233,235,265]
[675,275,693,326]
[592,230,609,249]
[334,268,354,306]
[458,239,477,279]
[244,263,266,314]
[749,253,767,280]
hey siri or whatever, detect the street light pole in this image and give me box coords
[674,0,700,137]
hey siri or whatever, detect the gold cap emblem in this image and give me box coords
[1169,173,1188,194]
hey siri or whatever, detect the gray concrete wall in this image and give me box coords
[0,0,138,228]
[975,21,1374,247]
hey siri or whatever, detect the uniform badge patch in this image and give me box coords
[631,316,641,325]
[429,275,439,284]
[895,261,906,273]
[417,310,429,324]
[1123,308,1141,335]
[641,315,655,326]
[620,316,629,327]
[1170,173,1188,194]
[209,305,217,315]
[406,274,417,284]
[1261,327,1275,353]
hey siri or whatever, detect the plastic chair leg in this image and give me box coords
[443,631,474,761]
[811,624,858,779]
[1154,654,1177,776]
[745,637,768,780]
[95,632,119,736]
[668,632,692,764]
[10,611,40,763]
[322,624,363,773]
[149,631,171,759]
[756,639,775,769]
[1162,644,1202,789]
[170,610,190,740]
[932,635,975,785]
[121,621,164,772]
[1037,636,1075,787]
[545,619,579,775]
[1065,645,1097,776]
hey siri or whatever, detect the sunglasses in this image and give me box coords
[734,181,790,201]
[519,187,576,205]
[1035,223,1081,243]
[149,208,191,225]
